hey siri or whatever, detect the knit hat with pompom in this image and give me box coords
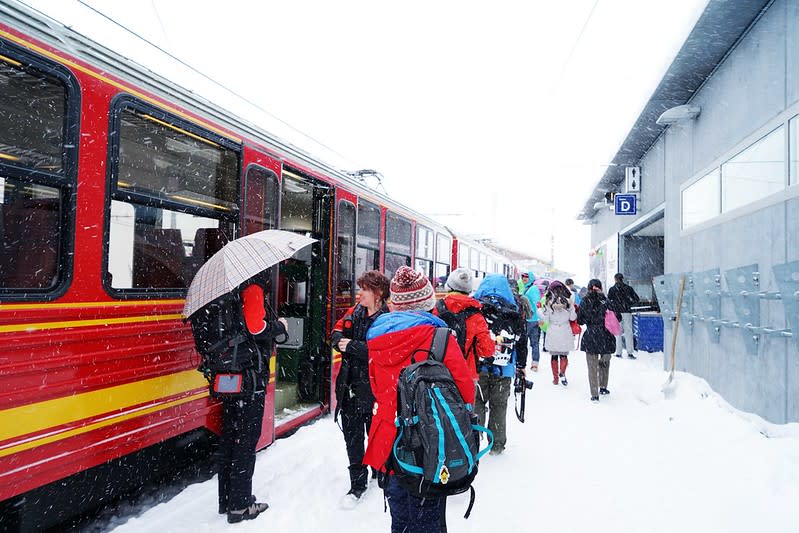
[390,266,436,311]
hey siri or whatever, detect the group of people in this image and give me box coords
[517,271,641,402]
[204,264,640,529]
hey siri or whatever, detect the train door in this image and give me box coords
[241,158,281,449]
[274,168,331,428]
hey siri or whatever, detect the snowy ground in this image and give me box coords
[109,351,799,533]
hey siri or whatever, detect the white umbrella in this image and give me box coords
[183,229,316,318]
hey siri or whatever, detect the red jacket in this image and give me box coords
[433,293,494,380]
[362,312,475,472]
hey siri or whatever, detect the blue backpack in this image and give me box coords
[391,327,493,517]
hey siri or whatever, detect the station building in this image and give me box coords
[577,0,799,423]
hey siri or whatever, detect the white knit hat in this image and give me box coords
[445,268,473,294]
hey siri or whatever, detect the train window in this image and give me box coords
[355,201,380,282]
[115,106,238,212]
[0,44,78,297]
[469,248,479,271]
[244,165,279,233]
[107,98,239,294]
[436,233,450,264]
[434,262,450,289]
[336,200,356,306]
[0,54,66,173]
[416,226,433,259]
[385,212,411,278]
[458,244,469,269]
[280,176,313,231]
[0,179,61,289]
[108,200,233,290]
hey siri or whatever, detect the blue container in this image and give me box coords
[633,314,664,352]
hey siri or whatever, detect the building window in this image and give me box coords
[681,168,720,229]
[791,115,798,186]
[721,126,785,212]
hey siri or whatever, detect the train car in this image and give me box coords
[0,3,517,529]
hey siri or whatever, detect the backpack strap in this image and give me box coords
[429,327,450,363]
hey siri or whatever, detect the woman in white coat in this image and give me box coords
[542,281,578,385]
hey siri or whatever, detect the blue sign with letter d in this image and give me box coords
[614,194,637,215]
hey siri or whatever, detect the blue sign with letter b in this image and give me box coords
[615,194,637,215]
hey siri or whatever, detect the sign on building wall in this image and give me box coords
[615,194,637,215]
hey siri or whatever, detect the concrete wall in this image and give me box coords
[590,0,799,423]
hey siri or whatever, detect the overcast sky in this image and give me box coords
[23,0,709,280]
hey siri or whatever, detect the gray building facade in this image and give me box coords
[578,0,799,424]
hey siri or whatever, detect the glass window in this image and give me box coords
[244,166,278,233]
[434,263,450,289]
[416,226,433,260]
[790,115,798,186]
[436,233,451,264]
[458,243,469,269]
[470,248,479,270]
[116,107,238,212]
[357,201,380,250]
[721,126,785,212]
[385,213,411,255]
[0,49,76,295]
[415,258,433,281]
[109,100,239,292]
[0,55,66,172]
[682,168,720,229]
[280,176,313,231]
[336,201,356,306]
[108,200,233,289]
[384,253,410,279]
[0,179,61,289]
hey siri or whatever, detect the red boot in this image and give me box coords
[559,356,569,385]
[551,359,559,385]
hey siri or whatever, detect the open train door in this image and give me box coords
[273,167,332,434]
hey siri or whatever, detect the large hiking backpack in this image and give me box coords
[434,299,479,357]
[477,295,522,366]
[392,328,493,517]
[189,290,260,377]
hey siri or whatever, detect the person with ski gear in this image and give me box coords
[331,270,390,508]
[520,272,543,371]
[577,279,616,402]
[364,266,474,533]
[433,267,494,385]
[473,274,527,455]
[607,272,641,359]
[210,276,287,523]
[541,281,577,386]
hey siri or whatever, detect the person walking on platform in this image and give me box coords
[608,273,640,359]
[520,272,542,371]
[541,280,577,386]
[331,270,390,508]
[577,279,616,402]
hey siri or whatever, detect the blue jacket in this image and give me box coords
[366,311,446,340]
[473,275,518,378]
[521,271,542,323]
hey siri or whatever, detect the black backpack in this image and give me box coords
[188,290,259,376]
[392,328,493,518]
[435,299,480,357]
[477,295,522,366]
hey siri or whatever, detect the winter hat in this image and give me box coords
[390,266,436,311]
[445,268,473,294]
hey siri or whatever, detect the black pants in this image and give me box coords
[218,381,266,512]
[340,405,372,492]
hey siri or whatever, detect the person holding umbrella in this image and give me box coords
[184,230,314,523]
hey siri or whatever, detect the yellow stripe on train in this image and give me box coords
[0,313,185,333]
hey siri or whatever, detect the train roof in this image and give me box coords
[0,0,449,231]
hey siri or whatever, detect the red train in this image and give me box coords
[0,2,516,528]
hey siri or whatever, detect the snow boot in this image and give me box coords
[551,359,559,385]
[340,488,365,510]
[599,387,610,395]
[559,357,568,386]
[530,362,539,372]
[227,501,269,523]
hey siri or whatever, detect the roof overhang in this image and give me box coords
[577,0,773,221]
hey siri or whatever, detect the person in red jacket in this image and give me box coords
[433,267,494,384]
[364,266,474,533]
